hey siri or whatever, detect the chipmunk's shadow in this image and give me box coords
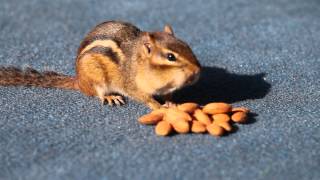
[172,66,271,104]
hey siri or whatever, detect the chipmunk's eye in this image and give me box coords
[166,53,176,61]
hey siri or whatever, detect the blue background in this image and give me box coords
[0,0,319,179]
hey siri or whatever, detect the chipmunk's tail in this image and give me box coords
[0,67,79,90]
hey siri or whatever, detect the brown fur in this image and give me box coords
[0,67,77,90]
[0,21,201,109]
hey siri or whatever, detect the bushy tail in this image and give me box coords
[0,67,78,90]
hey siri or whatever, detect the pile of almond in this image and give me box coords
[138,102,250,137]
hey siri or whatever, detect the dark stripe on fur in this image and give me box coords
[77,21,141,54]
[79,46,120,64]
[78,35,121,54]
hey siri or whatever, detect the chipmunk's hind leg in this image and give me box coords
[77,53,125,106]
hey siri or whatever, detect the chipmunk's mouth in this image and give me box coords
[185,71,200,86]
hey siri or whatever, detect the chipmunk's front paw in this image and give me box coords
[103,95,125,106]
[162,101,177,108]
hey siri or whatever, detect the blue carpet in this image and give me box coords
[0,0,319,179]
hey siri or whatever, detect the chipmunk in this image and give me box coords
[0,21,201,110]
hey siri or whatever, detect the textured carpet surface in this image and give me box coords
[0,0,319,179]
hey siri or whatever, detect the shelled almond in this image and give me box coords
[138,113,164,125]
[193,109,211,125]
[163,108,192,124]
[212,114,230,123]
[207,123,224,136]
[172,120,190,133]
[177,102,198,113]
[231,112,247,123]
[203,103,232,114]
[191,120,206,133]
[138,102,251,137]
[155,121,172,136]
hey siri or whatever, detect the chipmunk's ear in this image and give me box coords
[142,33,155,56]
[164,24,174,36]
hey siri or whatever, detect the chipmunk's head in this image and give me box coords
[137,25,201,95]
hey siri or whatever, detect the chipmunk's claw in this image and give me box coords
[104,95,125,106]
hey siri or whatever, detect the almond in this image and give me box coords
[202,103,232,114]
[155,121,172,136]
[215,121,232,132]
[231,107,250,113]
[177,102,199,113]
[207,123,224,136]
[212,113,230,123]
[193,109,212,125]
[191,120,207,133]
[138,113,164,125]
[172,120,190,134]
[163,108,192,124]
[231,112,248,123]
[151,108,168,115]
